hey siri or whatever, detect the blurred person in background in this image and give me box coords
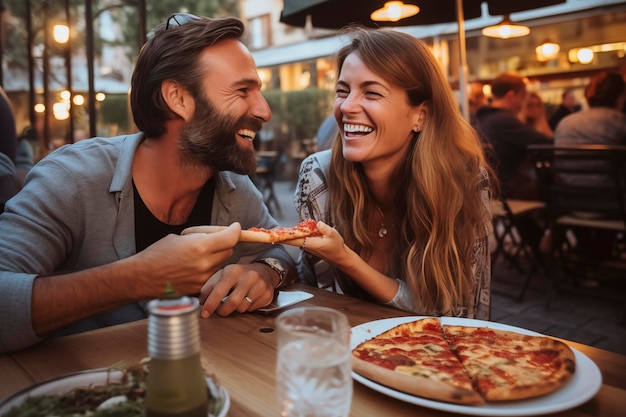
[14,127,35,189]
[553,71,626,264]
[0,86,18,211]
[475,72,552,253]
[1,0,28,218]
[520,92,553,137]
[314,114,338,151]
[476,72,553,202]
[294,27,493,320]
[0,15,295,353]
[468,81,488,129]
[554,71,626,147]
[548,89,580,132]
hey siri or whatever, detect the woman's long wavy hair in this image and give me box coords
[327,27,493,316]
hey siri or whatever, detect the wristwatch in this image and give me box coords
[255,257,287,288]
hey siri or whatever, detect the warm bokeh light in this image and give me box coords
[60,90,71,100]
[34,103,45,113]
[370,1,419,22]
[536,40,560,62]
[73,94,85,106]
[53,102,70,120]
[568,42,625,63]
[482,16,530,39]
[95,92,106,102]
[53,25,70,44]
[577,48,594,64]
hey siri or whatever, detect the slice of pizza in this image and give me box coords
[181,219,321,244]
[443,325,576,402]
[242,219,321,243]
[351,318,484,405]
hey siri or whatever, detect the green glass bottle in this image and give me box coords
[145,294,209,417]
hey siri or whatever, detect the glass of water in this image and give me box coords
[275,307,352,417]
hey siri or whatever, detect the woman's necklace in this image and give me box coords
[375,205,388,238]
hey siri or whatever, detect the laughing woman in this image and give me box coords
[294,27,494,320]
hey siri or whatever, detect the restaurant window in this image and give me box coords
[249,14,272,50]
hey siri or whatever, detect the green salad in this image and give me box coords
[3,363,220,417]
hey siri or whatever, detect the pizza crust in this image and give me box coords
[352,356,485,405]
[181,225,227,235]
[182,226,278,243]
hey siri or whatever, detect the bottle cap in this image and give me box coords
[147,296,201,359]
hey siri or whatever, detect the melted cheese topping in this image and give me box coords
[354,334,473,388]
[445,327,568,391]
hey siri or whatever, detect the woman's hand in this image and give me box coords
[300,221,353,266]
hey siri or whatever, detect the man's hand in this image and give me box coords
[135,222,242,296]
[199,262,277,318]
[32,223,243,336]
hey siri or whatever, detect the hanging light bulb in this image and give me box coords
[536,39,560,62]
[482,15,530,39]
[577,48,594,64]
[370,1,420,22]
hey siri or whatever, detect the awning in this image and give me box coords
[252,35,350,68]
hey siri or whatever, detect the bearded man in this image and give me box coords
[0,15,295,353]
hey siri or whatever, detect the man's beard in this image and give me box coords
[179,94,260,175]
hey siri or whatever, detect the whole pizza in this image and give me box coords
[351,317,576,405]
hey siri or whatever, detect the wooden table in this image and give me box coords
[1,284,625,416]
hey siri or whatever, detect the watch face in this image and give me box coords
[259,258,286,288]
[266,258,285,273]
[267,258,281,269]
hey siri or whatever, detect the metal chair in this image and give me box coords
[484,141,548,301]
[529,144,626,324]
[490,197,547,301]
[252,150,283,217]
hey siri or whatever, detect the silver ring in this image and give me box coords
[244,296,253,304]
[300,237,307,251]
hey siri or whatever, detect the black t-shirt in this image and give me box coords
[134,178,215,252]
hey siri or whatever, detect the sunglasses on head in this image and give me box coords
[165,13,200,30]
[147,13,200,39]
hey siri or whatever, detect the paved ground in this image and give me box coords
[267,180,626,356]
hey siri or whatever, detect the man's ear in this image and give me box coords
[161,80,194,121]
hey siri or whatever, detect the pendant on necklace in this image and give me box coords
[378,225,388,238]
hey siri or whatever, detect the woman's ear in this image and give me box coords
[412,103,427,132]
[161,80,195,121]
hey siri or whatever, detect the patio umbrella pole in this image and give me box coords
[456,0,469,122]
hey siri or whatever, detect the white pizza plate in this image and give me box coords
[0,368,230,417]
[350,316,603,416]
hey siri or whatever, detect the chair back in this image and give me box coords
[528,144,626,226]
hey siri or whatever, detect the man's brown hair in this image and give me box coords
[585,71,625,108]
[490,72,526,99]
[130,16,245,137]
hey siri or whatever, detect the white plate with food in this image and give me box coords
[350,316,602,416]
[0,367,230,417]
